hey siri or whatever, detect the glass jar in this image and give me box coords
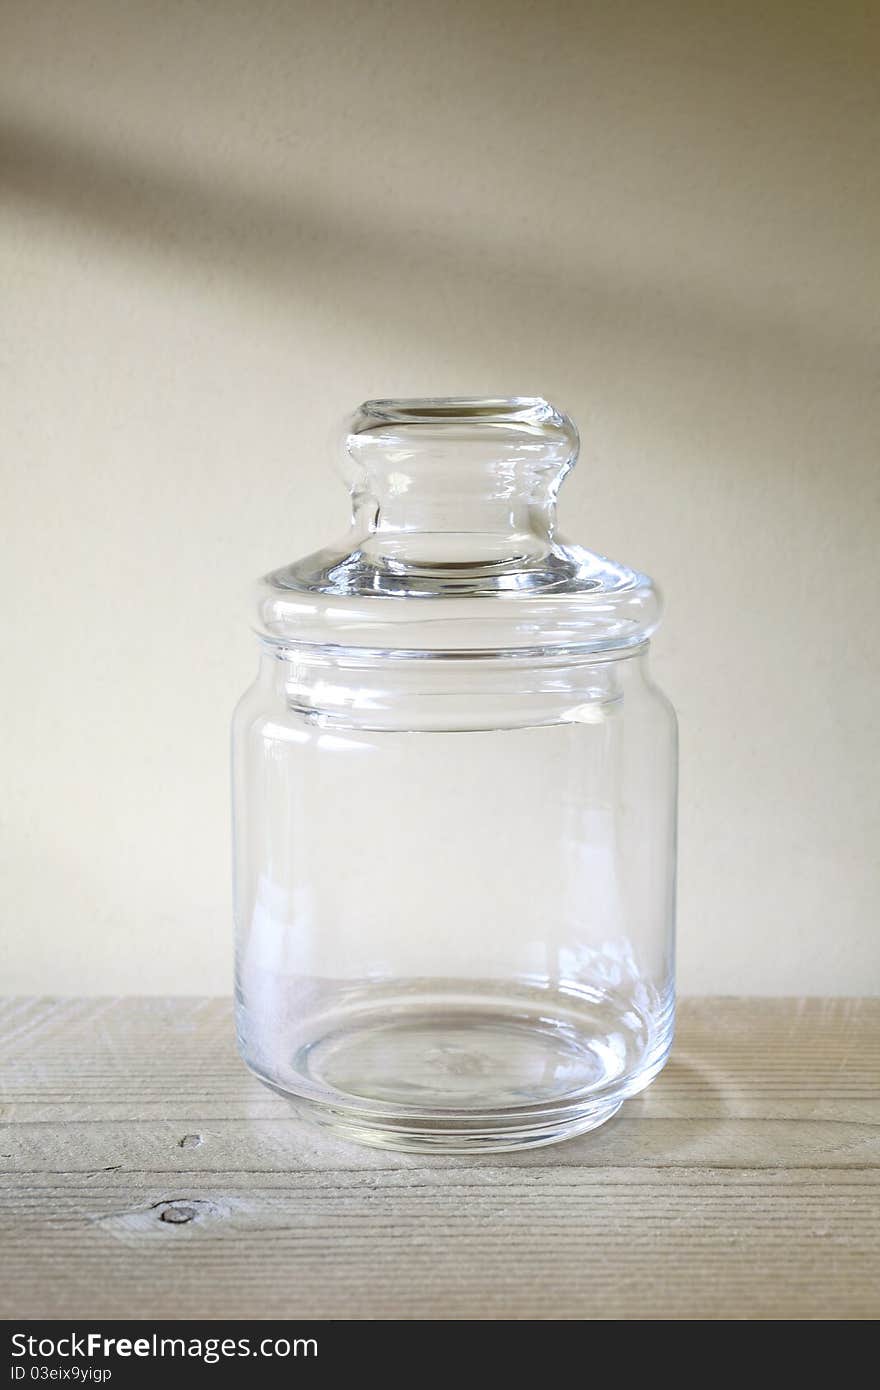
[232,398,677,1152]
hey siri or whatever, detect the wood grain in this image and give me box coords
[0,996,877,1320]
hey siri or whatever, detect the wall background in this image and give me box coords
[2,0,878,995]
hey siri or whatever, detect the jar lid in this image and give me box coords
[255,397,660,657]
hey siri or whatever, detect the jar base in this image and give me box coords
[292,1094,625,1153]
[240,979,672,1153]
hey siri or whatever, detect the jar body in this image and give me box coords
[232,644,676,1152]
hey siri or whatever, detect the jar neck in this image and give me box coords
[257,644,650,733]
[357,458,555,547]
[342,397,578,578]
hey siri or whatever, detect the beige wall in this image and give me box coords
[2,0,878,995]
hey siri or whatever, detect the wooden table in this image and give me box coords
[0,997,877,1320]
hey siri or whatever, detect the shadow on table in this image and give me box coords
[490,1048,732,1169]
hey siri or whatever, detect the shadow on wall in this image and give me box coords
[2,0,877,436]
[1,108,875,381]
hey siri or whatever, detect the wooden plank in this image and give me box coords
[0,997,877,1319]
